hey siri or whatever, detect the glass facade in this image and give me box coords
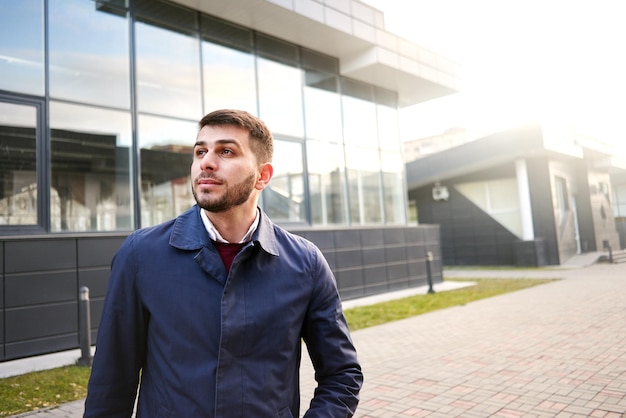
[0,0,407,234]
[0,0,45,96]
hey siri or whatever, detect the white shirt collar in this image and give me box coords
[200,208,260,244]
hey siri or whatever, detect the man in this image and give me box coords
[84,109,363,417]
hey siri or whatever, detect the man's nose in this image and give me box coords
[200,150,218,171]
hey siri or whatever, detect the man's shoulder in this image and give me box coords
[126,206,199,245]
[270,224,323,261]
[130,218,177,240]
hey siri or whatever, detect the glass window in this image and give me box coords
[135,21,202,118]
[0,102,38,226]
[303,71,342,143]
[257,58,304,138]
[202,41,257,115]
[48,0,130,108]
[0,0,44,95]
[342,95,378,148]
[345,146,382,224]
[50,102,133,232]
[377,103,400,151]
[381,150,406,224]
[306,140,347,225]
[201,14,253,52]
[341,78,377,148]
[377,103,405,224]
[138,114,197,227]
[264,139,305,223]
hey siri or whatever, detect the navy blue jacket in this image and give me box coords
[84,206,362,417]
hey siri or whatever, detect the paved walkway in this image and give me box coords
[9,260,626,417]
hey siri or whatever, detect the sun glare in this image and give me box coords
[363,0,626,157]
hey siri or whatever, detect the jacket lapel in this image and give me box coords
[169,205,228,284]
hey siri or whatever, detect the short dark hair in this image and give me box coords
[198,109,273,163]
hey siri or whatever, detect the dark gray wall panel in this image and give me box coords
[363,265,386,287]
[5,335,78,360]
[5,302,77,342]
[335,249,363,269]
[77,237,125,268]
[5,239,76,273]
[336,268,364,300]
[5,271,76,307]
[384,246,407,263]
[334,229,359,248]
[360,228,384,246]
[383,228,405,245]
[78,268,110,299]
[362,247,385,265]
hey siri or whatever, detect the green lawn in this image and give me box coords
[0,277,557,416]
[344,278,556,330]
[0,365,90,416]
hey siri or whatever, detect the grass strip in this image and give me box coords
[344,278,557,330]
[0,365,90,416]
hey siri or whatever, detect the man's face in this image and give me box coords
[191,124,261,213]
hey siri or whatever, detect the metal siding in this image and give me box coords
[0,228,442,360]
[5,239,76,274]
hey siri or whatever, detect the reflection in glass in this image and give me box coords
[138,115,197,227]
[377,103,406,224]
[50,102,133,231]
[135,22,202,119]
[381,150,406,224]
[257,58,304,138]
[342,95,378,148]
[303,71,342,143]
[48,0,130,108]
[202,41,257,115]
[345,146,383,224]
[306,140,347,225]
[264,140,305,223]
[0,0,44,95]
[0,102,38,225]
[377,104,400,151]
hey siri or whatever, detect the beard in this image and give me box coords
[192,172,257,213]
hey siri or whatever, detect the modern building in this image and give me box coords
[406,124,624,267]
[0,0,460,361]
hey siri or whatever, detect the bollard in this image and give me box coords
[77,286,93,367]
[426,251,435,294]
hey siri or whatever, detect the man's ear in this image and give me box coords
[255,162,273,190]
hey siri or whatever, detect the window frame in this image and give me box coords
[0,92,49,235]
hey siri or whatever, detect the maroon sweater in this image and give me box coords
[212,241,246,271]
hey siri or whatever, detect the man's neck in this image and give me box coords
[205,205,258,243]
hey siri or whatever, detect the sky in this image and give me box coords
[361,0,626,155]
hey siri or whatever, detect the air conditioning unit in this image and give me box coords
[432,184,449,201]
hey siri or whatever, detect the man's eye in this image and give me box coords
[196,149,207,156]
[222,149,233,155]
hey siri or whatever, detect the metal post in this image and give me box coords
[426,251,435,294]
[78,286,93,367]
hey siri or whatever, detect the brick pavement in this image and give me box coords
[12,262,626,417]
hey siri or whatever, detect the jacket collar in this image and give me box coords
[169,205,279,256]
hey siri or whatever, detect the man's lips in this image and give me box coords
[196,176,223,189]
[198,178,221,185]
